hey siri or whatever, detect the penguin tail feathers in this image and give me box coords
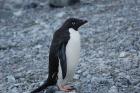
[31,81,49,93]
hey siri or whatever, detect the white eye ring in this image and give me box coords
[72,22,75,25]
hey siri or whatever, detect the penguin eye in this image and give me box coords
[72,22,75,25]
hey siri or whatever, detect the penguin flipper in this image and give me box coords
[58,43,67,79]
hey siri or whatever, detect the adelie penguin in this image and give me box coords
[31,18,87,93]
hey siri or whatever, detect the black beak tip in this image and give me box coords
[83,20,88,24]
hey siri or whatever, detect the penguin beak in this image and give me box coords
[82,20,88,24]
[76,20,88,30]
[80,20,88,26]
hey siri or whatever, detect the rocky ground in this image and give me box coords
[0,0,140,93]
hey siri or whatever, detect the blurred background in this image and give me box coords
[0,0,140,93]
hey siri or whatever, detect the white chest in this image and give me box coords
[66,28,81,69]
[58,28,81,84]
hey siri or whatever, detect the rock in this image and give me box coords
[115,76,132,88]
[8,0,24,5]
[119,51,129,58]
[9,87,19,93]
[91,77,98,83]
[16,67,25,72]
[91,78,112,93]
[77,69,82,74]
[82,71,88,77]
[98,50,104,56]
[73,74,80,80]
[0,10,13,20]
[49,0,80,7]
[0,84,3,92]
[55,91,65,93]
[56,12,65,18]
[7,75,16,83]
[108,86,118,93]
[86,74,91,79]
[45,86,59,93]
[25,2,38,9]
[13,10,23,16]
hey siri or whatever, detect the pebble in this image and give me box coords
[7,75,16,83]
[77,70,82,74]
[56,12,65,18]
[119,51,129,58]
[55,91,65,93]
[91,77,98,82]
[82,71,88,77]
[108,86,118,93]
[9,87,19,93]
[73,74,80,80]
[45,86,59,92]
[86,74,91,79]
[13,10,23,16]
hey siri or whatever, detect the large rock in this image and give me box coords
[49,0,80,7]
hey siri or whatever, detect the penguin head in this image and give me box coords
[63,18,88,31]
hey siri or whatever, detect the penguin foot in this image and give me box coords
[58,85,75,92]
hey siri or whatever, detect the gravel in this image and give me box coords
[0,0,140,93]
